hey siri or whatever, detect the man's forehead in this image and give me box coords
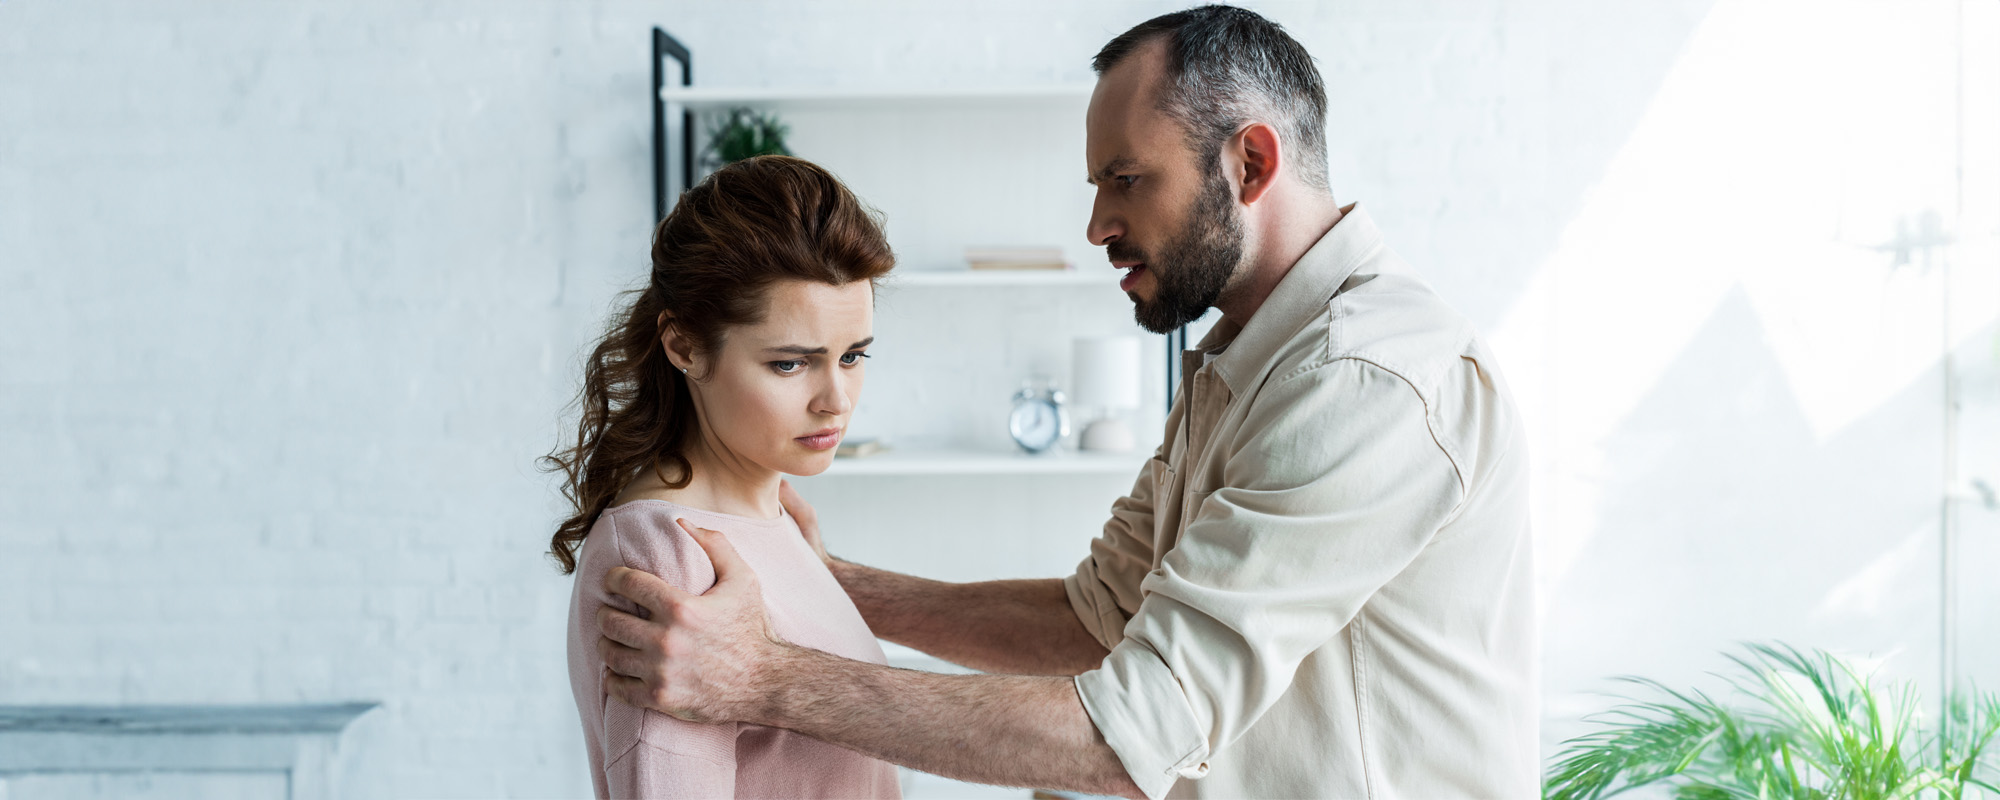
[1087,39,1178,171]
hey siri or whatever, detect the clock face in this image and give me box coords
[1009,397,1064,453]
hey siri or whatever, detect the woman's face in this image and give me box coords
[677,279,874,478]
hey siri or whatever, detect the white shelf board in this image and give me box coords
[807,447,1149,477]
[659,85,1094,112]
[878,642,978,675]
[884,269,1121,288]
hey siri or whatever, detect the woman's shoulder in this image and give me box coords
[607,469,793,531]
[607,493,795,532]
[580,500,696,568]
[577,502,714,586]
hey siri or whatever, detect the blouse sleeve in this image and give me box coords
[582,511,740,799]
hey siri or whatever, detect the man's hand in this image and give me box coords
[596,518,790,725]
[779,479,832,567]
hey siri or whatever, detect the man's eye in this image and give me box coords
[1117,175,1139,188]
[771,360,805,374]
[840,351,871,366]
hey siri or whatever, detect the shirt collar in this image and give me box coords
[1197,202,1382,393]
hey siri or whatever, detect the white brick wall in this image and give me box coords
[5,1,1995,796]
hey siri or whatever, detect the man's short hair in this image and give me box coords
[1093,4,1331,194]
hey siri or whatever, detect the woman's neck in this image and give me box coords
[655,427,784,520]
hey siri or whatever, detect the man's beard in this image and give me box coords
[1110,169,1245,335]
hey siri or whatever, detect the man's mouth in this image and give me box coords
[1117,263,1148,292]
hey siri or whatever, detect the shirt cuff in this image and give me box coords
[1073,640,1212,800]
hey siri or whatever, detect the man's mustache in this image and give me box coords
[1105,244,1148,264]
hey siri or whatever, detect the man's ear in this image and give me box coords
[1234,121,1284,205]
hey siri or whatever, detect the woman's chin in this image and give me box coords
[780,449,839,477]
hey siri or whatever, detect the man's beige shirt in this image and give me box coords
[1066,204,1538,800]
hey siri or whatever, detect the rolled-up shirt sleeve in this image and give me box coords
[1064,438,1167,651]
[1073,357,1465,800]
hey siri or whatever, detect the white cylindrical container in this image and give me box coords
[1072,336,1143,411]
[1073,336,1143,452]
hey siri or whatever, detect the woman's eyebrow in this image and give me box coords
[764,337,874,356]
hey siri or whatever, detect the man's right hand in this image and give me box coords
[779,479,832,568]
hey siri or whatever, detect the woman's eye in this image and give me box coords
[840,351,870,366]
[771,360,805,374]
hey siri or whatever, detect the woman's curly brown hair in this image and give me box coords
[542,155,894,574]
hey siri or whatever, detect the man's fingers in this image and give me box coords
[604,565,691,617]
[602,667,653,712]
[597,603,659,649]
[596,634,654,680]
[778,480,829,562]
[779,479,817,526]
[677,518,755,588]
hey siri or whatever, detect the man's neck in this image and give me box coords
[1213,198,1345,327]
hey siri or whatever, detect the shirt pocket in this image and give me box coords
[1182,486,1215,535]
[1149,455,1182,548]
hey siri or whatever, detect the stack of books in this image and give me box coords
[834,437,887,459]
[965,246,1070,271]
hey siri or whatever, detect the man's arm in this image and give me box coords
[830,561,1108,676]
[595,519,1144,798]
[764,642,1137,796]
[778,481,1109,677]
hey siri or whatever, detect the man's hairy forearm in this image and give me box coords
[829,559,1109,676]
[755,644,1143,799]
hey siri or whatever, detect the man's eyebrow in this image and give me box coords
[1086,156,1139,186]
[763,336,874,356]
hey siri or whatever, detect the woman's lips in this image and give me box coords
[796,429,842,451]
[1119,264,1148,292]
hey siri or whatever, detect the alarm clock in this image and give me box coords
[1008,381,1071,454]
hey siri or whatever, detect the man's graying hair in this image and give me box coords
[1092,4,1331,194]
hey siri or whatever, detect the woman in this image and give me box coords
[546,155,900,799]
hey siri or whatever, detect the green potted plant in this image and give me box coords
[702,107,792,169]
[1545,643,2000,799]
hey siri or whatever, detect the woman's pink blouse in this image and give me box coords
[567,500,902,799]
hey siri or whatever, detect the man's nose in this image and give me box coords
[1087,194,1122,247]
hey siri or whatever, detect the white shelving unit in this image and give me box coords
[659,85,1094,113]
[648,67,1168,476]
[884,269,1121,288]
[819,447,1148,477]
[660,79,1162,477]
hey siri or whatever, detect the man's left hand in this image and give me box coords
[596,517,789,725]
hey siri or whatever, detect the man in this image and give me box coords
[594,6,1538,798]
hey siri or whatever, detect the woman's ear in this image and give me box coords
[657,311,698,376]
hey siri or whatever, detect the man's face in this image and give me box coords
[1085,41,1246,334]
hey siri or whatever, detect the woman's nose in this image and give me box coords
[812,371,855,416]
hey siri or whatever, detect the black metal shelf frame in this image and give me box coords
[652,27,693,222]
